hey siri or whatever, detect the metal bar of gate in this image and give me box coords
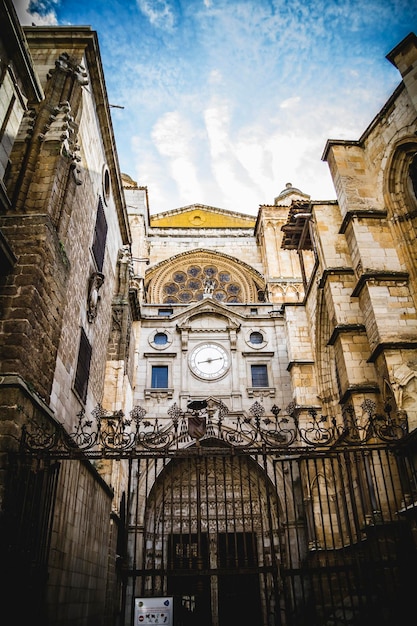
[118,442,417,626]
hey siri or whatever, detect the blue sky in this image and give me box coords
[14,0,417,215]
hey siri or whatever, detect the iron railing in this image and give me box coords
[21,397,408,458]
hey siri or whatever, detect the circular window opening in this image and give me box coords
[154,332,168,346]
[250,331,263,345]
[103,167,111,201]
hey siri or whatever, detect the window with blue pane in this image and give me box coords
[251,364,268,387]
[250,331,263,345]
[151,365,168,388]
[154,332,168,345]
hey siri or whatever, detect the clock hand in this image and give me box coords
[197,357,224,364]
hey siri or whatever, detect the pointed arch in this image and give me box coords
[384,136,417,289]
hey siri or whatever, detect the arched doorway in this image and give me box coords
[141,447,281,626]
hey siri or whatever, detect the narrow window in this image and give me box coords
[92,198,108,272]
[0,92,16,179]
[0,93,15,142]
[151,365,168,388]
[409,152,417,201]
[251,364,268,387]
[158,308,173,317]
[74,328,92,402]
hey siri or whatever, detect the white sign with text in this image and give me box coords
[134,597,173,625]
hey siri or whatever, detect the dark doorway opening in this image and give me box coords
[168,534,211,626]
[218,573,262,626]
[217,532,262,625]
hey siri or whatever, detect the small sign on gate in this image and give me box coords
[134,597,173,625]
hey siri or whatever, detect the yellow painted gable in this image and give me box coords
[150,204,256,228]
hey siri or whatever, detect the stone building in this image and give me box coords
[1,0,417,624]
[0,2,133,624]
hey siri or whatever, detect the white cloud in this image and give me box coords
[136,0,175,30]
[204,100,233,158]
[209,69,223,85]
[13,0,58,25]
[31,0,411,215]
[280,96,301,109]
[151,111,204,203]
[203,100,266,209]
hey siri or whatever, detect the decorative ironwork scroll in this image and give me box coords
[20,396,408,458]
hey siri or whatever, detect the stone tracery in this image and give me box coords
[145,251,266,304]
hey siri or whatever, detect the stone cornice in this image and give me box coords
[143,352,177,358]
[339,209,388,234]
[339,384,380,404]
[327,324,367,346]
[286,360,315,371]
[351,270,409,297]
[318,267,355,289]
[149,228,255,237]
[0,372,54,417]
[368,341,417,363]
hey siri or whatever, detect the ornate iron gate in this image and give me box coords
[125,448,279,625]
[13,398,417,625]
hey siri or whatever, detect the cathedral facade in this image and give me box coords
[1,1,417,624]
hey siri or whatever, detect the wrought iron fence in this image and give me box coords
[13,397,417,625]
[20,397,408,459]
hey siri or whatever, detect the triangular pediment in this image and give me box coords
[173,298,242,330]
[150,204,256,229]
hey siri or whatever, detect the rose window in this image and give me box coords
[161,264,243,304]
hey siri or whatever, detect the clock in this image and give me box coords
[189,343,230,380]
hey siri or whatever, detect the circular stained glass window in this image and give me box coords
[203,266,217,278]
[179,290,193,302]
[227,283,240,294]
[188,266,201,277]
[187,279,202,290]
[173,271,187,283]
[164,296,178,303]
[219,272,230,282]
[214,290,227,301]
[164,282,179,294]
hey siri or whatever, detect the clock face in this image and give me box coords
[189,343,230,380]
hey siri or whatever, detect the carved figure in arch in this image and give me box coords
[203,278,215,296]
